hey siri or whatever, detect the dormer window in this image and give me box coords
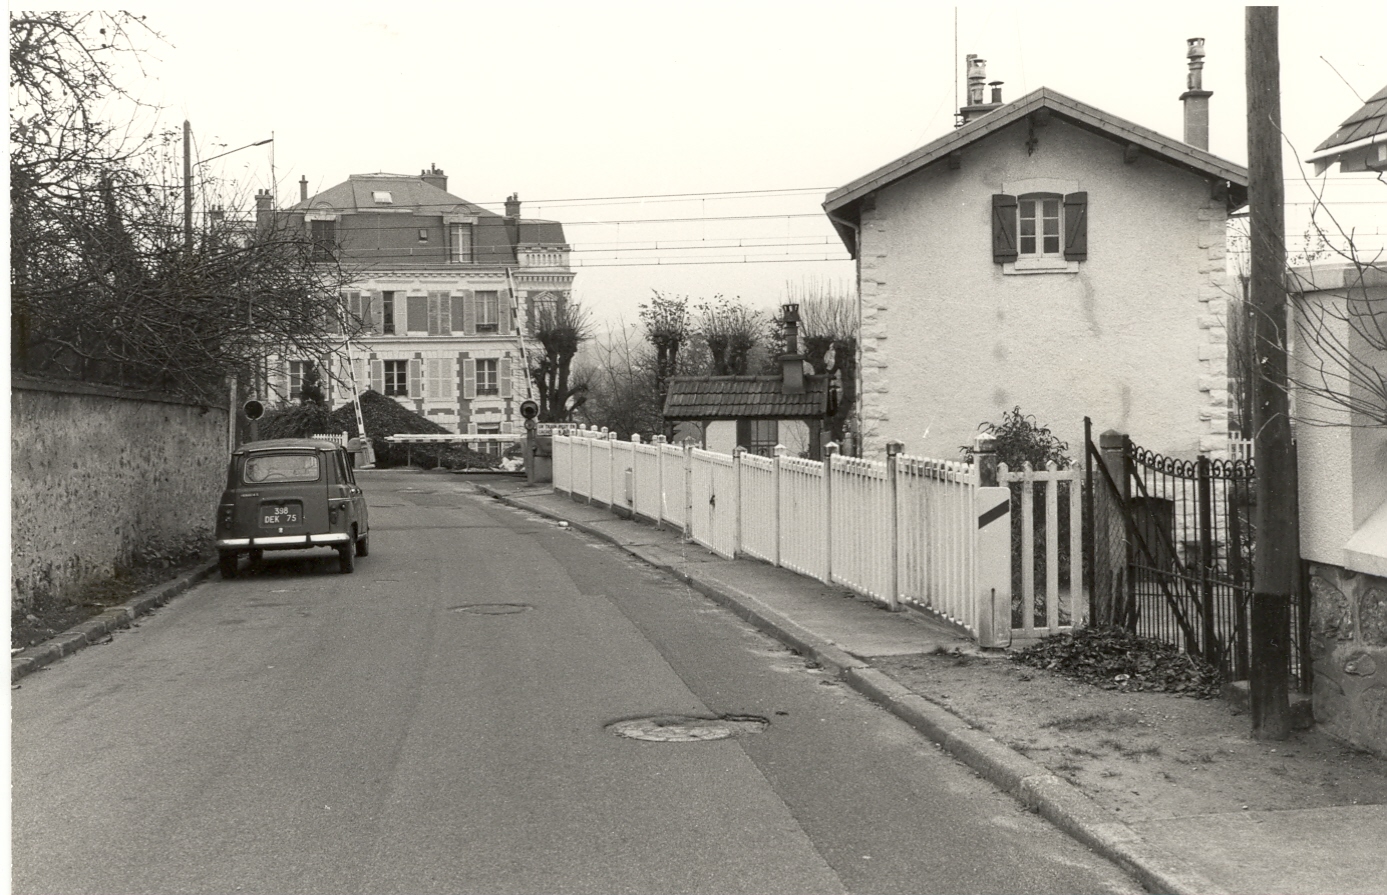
[372,191,393,204]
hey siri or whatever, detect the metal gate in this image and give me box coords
[1083,419,1308,688]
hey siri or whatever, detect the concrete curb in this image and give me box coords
[11,560,218,684]
[483,485,1228,895]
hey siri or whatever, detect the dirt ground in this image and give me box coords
[873,650,1387,826]
[10,558,210,651]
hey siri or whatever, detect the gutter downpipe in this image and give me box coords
[825,206,863,457]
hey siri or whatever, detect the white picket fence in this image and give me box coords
[552,427,1085,646]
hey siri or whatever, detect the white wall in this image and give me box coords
[1292,265,1387,567]
[856,118,1231,462]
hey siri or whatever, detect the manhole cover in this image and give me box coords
[450,603,534,615]
[606,714,768,742]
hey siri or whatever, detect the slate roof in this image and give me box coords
[1307,84,1387,171]
[824,87,1249,255]
[662,375,831,421]
[292,173,569,253]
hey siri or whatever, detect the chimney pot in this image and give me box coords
[1179,37,1212,151]
[505,193,521,219]
[989,80,1004,104]
[299,175,308,202]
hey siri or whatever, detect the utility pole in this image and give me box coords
[1245,5,1295,741]
[183,120,193,251]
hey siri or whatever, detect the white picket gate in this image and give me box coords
[550,427,1086,646]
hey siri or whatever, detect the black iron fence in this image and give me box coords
[1084,419,1310,691]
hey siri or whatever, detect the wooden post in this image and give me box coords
[773,445,786,568]
[1246,5,1295,740]
[653,435,666,528]
[886,440,904,611]
[733,446,746,556]
[823,442,838,585]
[974,433,1012,647]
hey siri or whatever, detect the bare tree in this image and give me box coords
[10,11,350,403]
[575,322,666,438]
[529,299,594,422]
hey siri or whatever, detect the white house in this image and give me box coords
[823,47,1248,461]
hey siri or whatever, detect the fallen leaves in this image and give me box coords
[1010,626,1224,699]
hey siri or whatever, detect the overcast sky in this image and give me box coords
[111,1,1387,325]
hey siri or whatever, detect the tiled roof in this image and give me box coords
[662,375,831,420]
[824,87,1249,254]
[1313,84,1387,154]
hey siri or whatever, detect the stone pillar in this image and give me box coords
[1092,430,1130,627]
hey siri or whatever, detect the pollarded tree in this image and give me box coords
[695,295,765,375]
[530,299,594,422]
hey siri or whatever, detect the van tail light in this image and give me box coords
[219,505,235,528]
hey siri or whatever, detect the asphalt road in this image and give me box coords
[12,470,1142,895]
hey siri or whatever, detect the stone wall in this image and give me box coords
[1309,561,1387,756]
[10,377,229,614]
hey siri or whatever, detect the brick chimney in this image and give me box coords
[1180,37,1212,150]
[958,55,1005,125]
[420,164,447,192]
[255,188,275,233]
[299,176,308,203]
[779,303,805,396]
[504,192,521,220]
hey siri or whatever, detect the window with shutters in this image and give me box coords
[475,423,502,459]
[383,360,409,396]
[475,291,499,333]
[451,224,473,263]
[382,292,397,334]
[475,358,499,395]
[992,188,1087,274]
[425,358,456,399]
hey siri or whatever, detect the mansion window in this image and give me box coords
[992,191,1087,271]
[475,291,500,333]
[475,358,500,395]
[383,360,409,397]
[310,219,336,261]
[451,224,473,263]
[288,360,310,400]
[382,292,397,334]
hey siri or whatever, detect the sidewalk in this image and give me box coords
[481,479,1387,895]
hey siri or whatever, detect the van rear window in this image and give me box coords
[244,453,321,484]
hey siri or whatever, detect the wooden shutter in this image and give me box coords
[368,291,383,332]
[408,359,422,398]
[1063,192,1088,261]
[497,289,511,335]
[370,359,384,393]
[499,357,513,398]
[462,358,477,398]
[269,361,288,403]
[427,291,445,335]
[407,295,428,333]
[462,290,477,334]
[347,291,363,330]
[991,194,1018,263]
[451,293,466,333]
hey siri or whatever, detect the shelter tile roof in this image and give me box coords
[662,375,831,421]
[1314,84,1387,153]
